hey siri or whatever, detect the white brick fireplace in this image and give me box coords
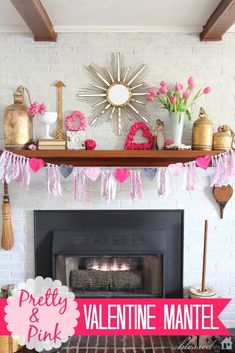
[0,32,235,327]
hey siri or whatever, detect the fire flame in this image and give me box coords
[91,260,130,271]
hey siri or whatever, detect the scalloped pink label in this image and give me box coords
[5,277,79,352]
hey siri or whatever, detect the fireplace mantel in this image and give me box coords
[0,149,223,166]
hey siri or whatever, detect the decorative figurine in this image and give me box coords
[152,119,164,150]
[192,107,213,150]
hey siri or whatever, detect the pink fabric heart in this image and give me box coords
[86,167,101,181]
[114,168,129,183]
[168,163,183,176]
[195,155,211,169]
[29,158,45,173]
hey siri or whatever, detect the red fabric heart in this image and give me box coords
[124,122,154,150]
[195,155,211,169]
[29,158,45,173]
[114,168,129,183]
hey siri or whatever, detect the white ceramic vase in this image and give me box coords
[169,111,185,146]
[37,112,57,139]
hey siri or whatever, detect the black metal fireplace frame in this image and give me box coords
[34,210,184,298]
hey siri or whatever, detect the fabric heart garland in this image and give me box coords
[48,164,62,197]
[143,168,157,180]
[168,163,183,177]
[195,155,211,169]
[129,170,142,200]
[124,122,154,150]
[29,158,45,173]
[101,170,117,203]
[86,167,101,182]
[59,164,74,178]
[211,151,233,187]
[0,151,31,187]
[114,168,129,183]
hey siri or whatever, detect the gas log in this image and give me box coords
[70,269,142,291]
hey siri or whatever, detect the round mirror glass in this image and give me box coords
[107,83,131,107]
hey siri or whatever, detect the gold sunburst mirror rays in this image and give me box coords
[78,53,150,135]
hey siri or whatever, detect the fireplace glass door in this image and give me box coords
[56,254,163,297]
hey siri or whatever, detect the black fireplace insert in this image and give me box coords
[34,210,184,298]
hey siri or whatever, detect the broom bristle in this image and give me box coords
[1,198,14,251]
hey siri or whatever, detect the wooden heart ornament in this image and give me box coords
[213,184,233,219]
[124,122,154,150]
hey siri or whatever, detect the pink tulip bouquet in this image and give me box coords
[146,77,211,122]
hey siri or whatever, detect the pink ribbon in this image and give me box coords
[0,151,31,187]
[48,164,62,197]
[73,168,87,200]
[101,170,117,203]
[211,151,233,187]
[157,168,170,198]
[130,170,142,200]
[184,161,198,191]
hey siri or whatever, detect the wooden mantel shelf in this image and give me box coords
[1,149,223,167]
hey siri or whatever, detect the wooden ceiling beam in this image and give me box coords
[10,0,57,41]
[200,0,235,41]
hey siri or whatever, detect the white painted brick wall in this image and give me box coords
[0,32,235,327]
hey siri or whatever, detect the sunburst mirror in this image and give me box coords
[78,53,150,135]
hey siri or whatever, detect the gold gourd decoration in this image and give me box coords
[213,125,235,150]
[192,107,213,150]
[4,85,32,149]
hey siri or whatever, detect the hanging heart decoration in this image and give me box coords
[143,168,157,180]
[168,163,183,176]
[124,122,154,150]
[114,168,129,183]
[59,164,74,178]
[29,158,45,173]
[86,167,101,181]
[195,155,211,169]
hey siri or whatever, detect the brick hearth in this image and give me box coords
[58,336,210,353]
[19,335,213,353]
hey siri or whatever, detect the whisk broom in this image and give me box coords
[1,182,14,250]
